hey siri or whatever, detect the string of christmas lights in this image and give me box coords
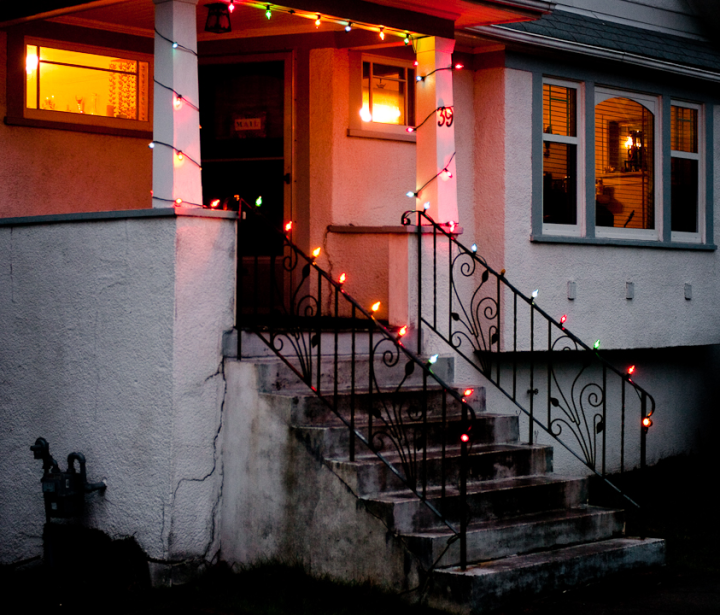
[153,79,200,112]
[154,27,198,56]
[416,63,464,82]
[242,2,417,46]
[406,105,454,133]
[148,140,202,168]
[406,151,456,198]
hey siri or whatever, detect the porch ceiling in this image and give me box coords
[0,0,550,39]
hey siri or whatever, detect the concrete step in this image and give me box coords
[428,537,665,614]
[360,474,588,533]
[326,444,552,496]
[252,353,456,394]
[404,506,625,569]
[294,412,519,460]
[278,387,486,428]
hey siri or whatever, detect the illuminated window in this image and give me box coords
[361,59,414,126]
[542,80,580,230]
[23,41,150,130]
[594,93,656,234]
[671,102,701,237]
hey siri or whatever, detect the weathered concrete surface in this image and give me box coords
[0,213,235,574]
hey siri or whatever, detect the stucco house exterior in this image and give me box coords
[1,0,718,610]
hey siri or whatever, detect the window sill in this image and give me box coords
[347,128,416,143]
[4,115,152,139]
[530,234,716,250]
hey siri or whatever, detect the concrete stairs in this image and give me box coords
[235,331,665,613]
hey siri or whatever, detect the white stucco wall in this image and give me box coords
[0,212,234,570]
[0,32,152,219]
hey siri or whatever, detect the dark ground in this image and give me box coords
[3,453,718,615]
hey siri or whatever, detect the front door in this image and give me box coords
[200,55,293,316]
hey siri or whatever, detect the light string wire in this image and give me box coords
[407,105,454,132]
[417,65,459,82]
[153,79,200,112]
[149,140,202,169]
[408,151,456,197]
[154,27,198,56]
[245,2,418,45]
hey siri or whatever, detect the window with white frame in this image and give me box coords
[542,79,581,233]
[670,101,702,241]
[21,39,151,132]
[349,52,415,138]
[537,78,706,245]
[594,88,658,239]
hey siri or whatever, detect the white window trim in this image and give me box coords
[594,87,662,241]
[348,52,416,139]
[542,77,585,238]
[670,99,704,244]
[23,37,153,133]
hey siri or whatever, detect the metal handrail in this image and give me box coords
[236,200,477,568]
[402,208,656,508]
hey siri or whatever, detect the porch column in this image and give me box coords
[415,36,457,223]
[152,0,202,208]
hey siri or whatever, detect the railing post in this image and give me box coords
[529,305,535,445]
[460,400,468,571]
[417,221,422,355]
[350,305,356,462]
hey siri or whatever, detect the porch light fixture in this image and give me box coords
[205,3,232,34]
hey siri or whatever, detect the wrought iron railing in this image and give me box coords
[402,209,656,508]
[236,200,477,569]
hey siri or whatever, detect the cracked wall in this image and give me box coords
[0,213,235,572]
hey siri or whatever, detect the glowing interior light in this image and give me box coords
[173,95,183,110]
[228,0,235,13]
[398,325,408,337]
[531,289,539,299]
[338,272,347,284]
[628,365,636,375]
[255,196,263,207]
[454,63,464,70]
[265,5,272,19]
[379,28,385,40]
[175,198,183,205]
[594,339,601,350]
[315,14,321,27]
[428,354,439,364]
[26,52,38,75]
[345,22,352,32]
[284,221,293,232]
[312,247,321,259]
[210,199,220,208]
[360,106,372,122]
[406,191,417,198]
[560,314,567,325]
[642,417,652,428]
[371,301,381,313]
[463,388,474,397]
[471,243,477,253]
[460,433,470,443]
[625,135,634,149]
[148,142,155,149]
[423,202,430,210]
